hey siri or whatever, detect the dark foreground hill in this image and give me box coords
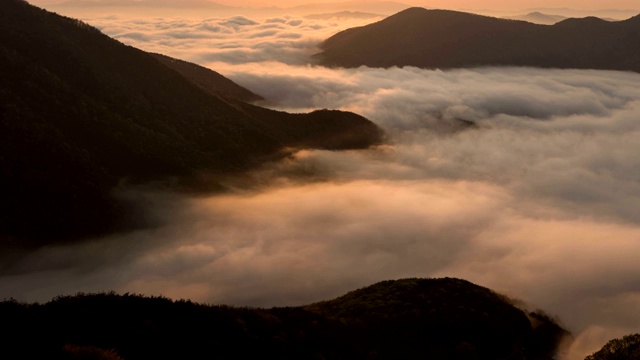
[316,7,640,72]
[585,333,640,360]
[0,278,569,360]
[0,0,383,248]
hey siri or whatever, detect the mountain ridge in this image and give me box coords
[0,277,569,360]
[508,12,568,25]
[316,7,640,72]
[150,53,264,103]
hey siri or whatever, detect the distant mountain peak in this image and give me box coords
[554,15,610,26]
[317,7,640,72]
[624,13,640,22]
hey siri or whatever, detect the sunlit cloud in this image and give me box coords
[78,13,373,65]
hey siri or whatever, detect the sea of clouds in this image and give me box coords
[3,8,640,359]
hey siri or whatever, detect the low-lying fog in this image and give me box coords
[3,9,640,359]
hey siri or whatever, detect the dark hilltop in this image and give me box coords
[316,7,640,72]
[1,278,570,360]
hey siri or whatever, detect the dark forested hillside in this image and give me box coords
[305,278,569,360]
[0,0,383,247]
[0,278,569,360]
[150,53,264,103]
[316,7,640,71]
[585,334,640,360]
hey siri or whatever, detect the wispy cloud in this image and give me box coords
[80,13,372,66]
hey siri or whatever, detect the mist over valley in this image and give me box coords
[3,1,640,359]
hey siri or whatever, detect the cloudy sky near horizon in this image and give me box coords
[5,2,640,359]
[28,0,640,11]
[216,0,640,11]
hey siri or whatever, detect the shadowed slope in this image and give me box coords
[0,278,568,360]
[0,0,383,247]
[305,278,569,360]
[585,334,640,360]
[316,7,640,72]
[150,53,264,103]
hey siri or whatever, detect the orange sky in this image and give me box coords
[29,0,640,11]
[209,0,639,11]
[405,0,640,10]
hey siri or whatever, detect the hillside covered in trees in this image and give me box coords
[585,334,640,360]
[1,278,570,360]
[0,0,383,249]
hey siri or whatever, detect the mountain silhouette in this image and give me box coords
[316,7,640,72]
[585,333,640,360]
[508,12,568,25]
[150,53,263,103]
[0,0,383,248]
[0,278,569,360]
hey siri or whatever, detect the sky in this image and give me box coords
[6,1,640,359]
[28,0,640,12]
[220,0,640,10]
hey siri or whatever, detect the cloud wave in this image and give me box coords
[79,13,373,66]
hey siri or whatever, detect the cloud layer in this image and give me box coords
[4,10,640,360]
[77,12,375,66]
[224,66,640,348]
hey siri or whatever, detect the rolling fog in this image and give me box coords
[2,9,640,359]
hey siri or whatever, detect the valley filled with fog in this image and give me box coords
[3,8,640,359]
